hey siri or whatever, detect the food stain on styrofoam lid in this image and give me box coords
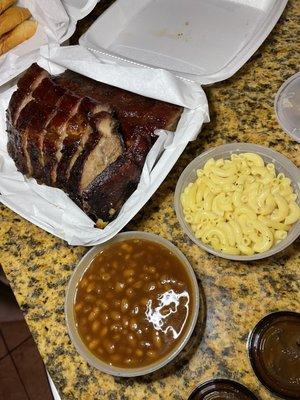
[153,21,192,42]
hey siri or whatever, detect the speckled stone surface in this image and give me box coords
[0,1,300,399]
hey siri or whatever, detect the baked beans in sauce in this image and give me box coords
[74,239,194,368]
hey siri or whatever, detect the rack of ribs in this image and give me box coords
[6,63,183,223]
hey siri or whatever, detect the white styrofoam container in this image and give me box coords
[80,0,288,84]
[0,0,288,245]
[0,0,99,87]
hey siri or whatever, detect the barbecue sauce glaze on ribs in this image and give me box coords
[6,64,182,223]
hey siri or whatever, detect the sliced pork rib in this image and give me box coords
[67,111,123,197]
[8,100,42,175]
[43,93,82,186]
[83,133,151,221]
[56,99,112,190]
[55,70,183,145]
[6,64,49,170]
[6,63,182,222]
[26,102,57,179]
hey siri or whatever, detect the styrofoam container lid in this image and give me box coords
[80,0,288,84]
[275,72,300,143]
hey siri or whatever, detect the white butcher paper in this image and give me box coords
[62,0,99,22]
[0,44,209,246]
[0,0,99,87]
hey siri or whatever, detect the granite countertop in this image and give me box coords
[0,1,299,399]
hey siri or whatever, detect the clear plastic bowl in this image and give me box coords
[174,143,300,261]
[275,72,300,143]
[65,231,200,377]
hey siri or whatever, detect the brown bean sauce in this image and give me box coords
[74,239,194,368]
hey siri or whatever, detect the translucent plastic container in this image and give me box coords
[275,72,300,143]
[174,143,300,261]
[65,231,201,377]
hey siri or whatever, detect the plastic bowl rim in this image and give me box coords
[65,231,200,377]
[174,142,300,261]
[274,71,300,143]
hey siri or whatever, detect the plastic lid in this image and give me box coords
[188,379,258,400]
[275,72,300,142]
[248,311,300,399]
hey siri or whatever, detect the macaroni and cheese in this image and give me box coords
[181,153,300,255]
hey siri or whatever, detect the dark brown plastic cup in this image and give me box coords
[188,379,258,400]
[248,311,300,399]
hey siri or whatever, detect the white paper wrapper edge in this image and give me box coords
[0,45,209,246]
[62,0,99,21]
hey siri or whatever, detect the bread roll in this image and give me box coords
[0,6,31,37]
[0,0,15,15]
[0,20,37,55]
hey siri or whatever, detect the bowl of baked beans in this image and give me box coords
[65,231,200,377]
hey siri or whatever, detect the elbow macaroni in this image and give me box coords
[181,153,300,256]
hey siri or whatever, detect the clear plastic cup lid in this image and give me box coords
[275,72,300,142]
